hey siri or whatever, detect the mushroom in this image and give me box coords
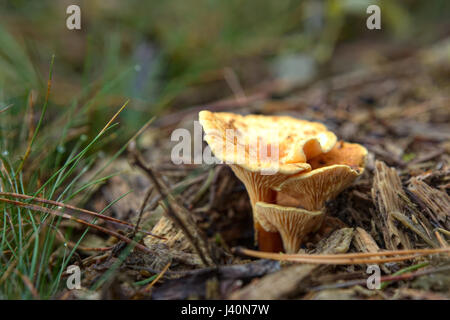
[253,141,367,253]
[254,202,324,253]
[199,111,337,251]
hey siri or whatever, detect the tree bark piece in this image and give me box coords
[408,178,450,230]
[371,160,412,250]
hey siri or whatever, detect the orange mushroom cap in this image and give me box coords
[274,142,368,211]
[199,110,337,171]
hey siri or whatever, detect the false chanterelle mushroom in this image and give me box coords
[199,110,367,253]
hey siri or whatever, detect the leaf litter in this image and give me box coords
[34,38,450,300]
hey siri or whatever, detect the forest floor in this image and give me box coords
[58,37,449,300]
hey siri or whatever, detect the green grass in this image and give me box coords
[0,53,152,298]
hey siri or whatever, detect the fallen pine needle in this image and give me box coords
[233,246,450,265]
[380,262,429,289]
[0,197,153,255]
[0,104,13,114]
[144,261,171,292]
[0,192,163,239]
[435,230,448,248]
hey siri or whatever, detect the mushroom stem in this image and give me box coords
[245,181,285,252]
[248,188,283,252]
[255,223,284,252]
[230,165,288,252]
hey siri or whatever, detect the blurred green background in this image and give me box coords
[0,0,449,148]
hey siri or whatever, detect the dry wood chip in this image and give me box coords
[408,178,450,230]
[371,160,412,250]
[353,227,380,253]
[145,215,193,253]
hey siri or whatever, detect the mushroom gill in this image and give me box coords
[274,142,368,211]
[255,202,324,253]
[252,141,367,252]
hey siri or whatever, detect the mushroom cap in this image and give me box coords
[308,141,368,171]
[199,110,337,174]
[274,142,368,211]
[255,201,324,253]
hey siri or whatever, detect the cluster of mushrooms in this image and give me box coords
[199,111,367,253]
